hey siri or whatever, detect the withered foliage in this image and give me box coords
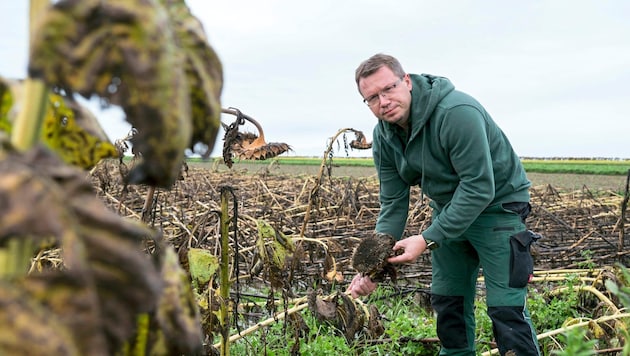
[88,163,629,351]
[0,78,118,170]
[307,290,374,342]
[348,129,372,150]
[0,145,202,355]
[28,0,222,188]
[221,108,291,168]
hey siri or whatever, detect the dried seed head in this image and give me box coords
[351,233,396,280]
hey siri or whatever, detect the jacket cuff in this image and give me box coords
[422,225,445,245]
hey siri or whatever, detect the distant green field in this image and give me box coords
[192,157,630,175]
[522,159,630,175]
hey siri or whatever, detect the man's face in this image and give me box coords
[358,66,412,129]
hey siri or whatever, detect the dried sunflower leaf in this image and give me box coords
[255,219,294,268]
[43,94,118,169]
[160,0,223,157]
[0,145,164,353]
[0,77,16,133]
[155,246,204,355]
[20,273,108,355]
[0,281,81,356]
[29,0,192,187]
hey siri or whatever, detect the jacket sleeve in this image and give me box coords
[422,104,495,244]
[373,133,410,240]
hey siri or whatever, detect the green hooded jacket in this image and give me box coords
[373,74,531,244]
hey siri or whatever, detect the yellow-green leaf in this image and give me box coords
[187,248,219,289]
[0,77,16,134]
[0,77,117,169]
[255,219,294,268]
[43,94,118,169]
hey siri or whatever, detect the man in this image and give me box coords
[346,53,540,355]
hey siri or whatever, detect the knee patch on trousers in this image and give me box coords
[488,306,540,355]
[431,294,468,349]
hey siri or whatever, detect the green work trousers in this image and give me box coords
[430,203,540,356]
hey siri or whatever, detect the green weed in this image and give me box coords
[226,268,630,355]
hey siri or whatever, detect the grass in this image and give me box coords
[189,157,630,176]
[522,159,630,175]
[225,267,630,355]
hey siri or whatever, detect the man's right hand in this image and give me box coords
[346,273,377,298]
[387,234,428,264]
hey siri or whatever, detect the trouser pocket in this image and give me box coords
[509,230,539,288]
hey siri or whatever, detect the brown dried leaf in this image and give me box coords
[307,290,337,321]
[0,147,79,245]
[348,129,372,150]
[323,254,343,283]
[19,273,108,355]
[307,291,366,342]
[367,304,385,339]
[154,247,204,355]
[337,292,365,342]
[0,281,81,356]
[0,145,164,353]
[29,0,191,187]
[161,0,223,158]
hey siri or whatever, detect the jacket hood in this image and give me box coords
[377,74,455,140]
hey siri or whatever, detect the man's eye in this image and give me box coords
[368,95,378,103]
[383,85,394,93]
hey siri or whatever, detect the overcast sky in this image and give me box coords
[1,1,629,158]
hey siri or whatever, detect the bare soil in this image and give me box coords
[194,161,627,192]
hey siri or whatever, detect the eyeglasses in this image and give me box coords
[362,78,402,107]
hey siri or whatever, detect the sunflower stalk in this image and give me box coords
[300,128,355,236]
[219,186,232,356]
[1,0,50,279]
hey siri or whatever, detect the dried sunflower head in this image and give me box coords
[351,232,397,282]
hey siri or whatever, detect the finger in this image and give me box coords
[349,283,362,298]
[347,274,363,293]
[345,279,356,294]
[365,281,376,292]
[387,253,408,264]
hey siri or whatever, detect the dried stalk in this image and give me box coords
[481,313,630,356]
[299,128,358,237]
[213,297,309,348]
[618,169,629,251]
[219,187,232,356]
[549,285,620,314]
[1,0,49,279]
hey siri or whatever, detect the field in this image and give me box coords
[6,3,629,353]
[91,157,630,355]
[191,158,629,192]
